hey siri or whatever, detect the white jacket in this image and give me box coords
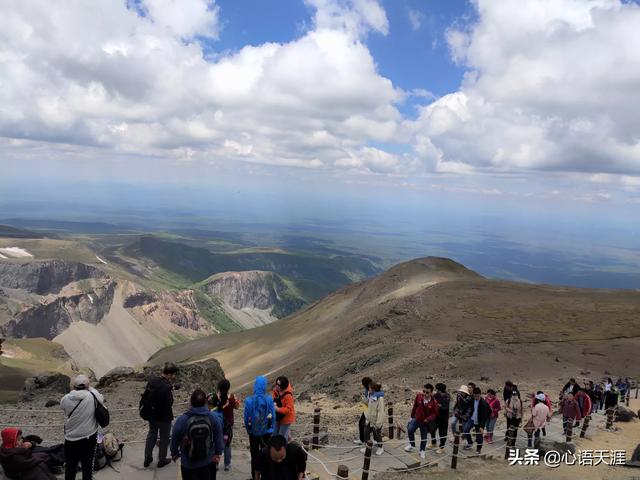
[61,387,105,441]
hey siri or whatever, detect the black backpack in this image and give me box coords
[275,391,292,422]
[90,391,110,428]
[139,388,154,421]
[185,415,212,461]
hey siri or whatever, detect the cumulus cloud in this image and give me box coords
[0,0,408,175]
[408,9,425,31]
[413,0,640,176]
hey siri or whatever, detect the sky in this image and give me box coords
[1,0,640,252]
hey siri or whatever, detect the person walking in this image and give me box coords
[60,375,105,480]
[273,376,296,441]
[559,392,581,435]
[462,388,490,454]
[451,385,472,439]
[143,362,178,469]
[208,379,239,472]
[254,435,307,480]
[527,393,551,448]
[404,383,439,459]
[244,376,276,480]
[503,381,514,404]
[484,389,501,443]
[432,383,450,453]
[170,389,224,480]
[504,388,523,441]
[574,388,592,428]
[354,377,372,445]
[360,383,385,456]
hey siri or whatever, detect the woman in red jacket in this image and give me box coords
[273,376,296,441]
[404,384,439,459]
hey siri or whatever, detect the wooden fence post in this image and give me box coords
[361,440,373,480]
[312,407,321,450]
[387,401,394,440]
[504,426,515,460]
[605,407,614,429]
[580,415,590,438]
[626,389,630,407]
[566,420,574,443]
[451,423,462,469]
[635,382,638,399]
[337,465,349,479]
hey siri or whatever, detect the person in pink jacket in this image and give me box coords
[528,393,551,447]
[484,389,501,443]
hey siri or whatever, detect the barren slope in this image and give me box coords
[149,257,640,394]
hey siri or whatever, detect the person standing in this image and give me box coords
[244,376,276,480]
[484,389,501,443]
[60,375,105,480]
[360,383,385,456]
[574,388,592,428]
[170,389,224,480]
[462,388,490,454]
[273,376,296,441]
[432,383,450,453]
[354,377,372,445]
[504,388,523,441]
[451,385,472,439]
[528,394,551,448]
[143,362,177,468]
[254,435,307,480]
[208,379,239,472]
[503,381,514,404]
[559,392,581,434]
[404,383,439,459]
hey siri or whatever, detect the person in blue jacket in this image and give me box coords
[244,376,276,480]
[171,389,224,480]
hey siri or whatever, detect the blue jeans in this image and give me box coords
[462,418,483,451]
[485,417,497,435]
[275,422,291,440]
[407,418,429,451]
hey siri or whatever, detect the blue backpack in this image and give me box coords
[248,394,272,436]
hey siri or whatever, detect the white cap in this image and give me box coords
[535,393,546,402]
[73,374,90,388]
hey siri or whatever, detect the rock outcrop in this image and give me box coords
[615,405,638,422]
[97,366,141,388]
[0,260,106,295]
[23,372,71,401]
[144,359,224,394]
[2,280,116,339]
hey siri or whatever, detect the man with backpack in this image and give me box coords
[141,362,178,469]
[254,435,307,480]
[244,376,276,480]
[273,376,295,440]
[170,389,224,480]
[60,374,105,480]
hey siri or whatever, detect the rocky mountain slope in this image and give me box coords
[199,270,305,328]
[150,256,640,397]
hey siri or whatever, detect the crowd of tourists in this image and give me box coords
[0,366,633,480]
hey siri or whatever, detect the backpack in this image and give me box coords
[94,434,124,472]
[275,391,292,423]
[139,387,154,421]
[90,391,110,428]
[249,395,272,436]
[185,415,212,461]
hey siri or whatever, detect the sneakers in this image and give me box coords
[419,451,426,459]
[426,443,435,449]
[462,445,472,450]
[353,439,363,445]
[404,444,415,452]
[375,447,384,456]
[157,459,171,468]
[224,465,230,471]
[436,448,444,454]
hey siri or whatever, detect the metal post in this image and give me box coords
[504,425,515,460]
[387,401,394,440]
[312,407,321,450]
[361,440,373,480]
[337,465,349,479]
[451,424,462,469]
[566,420,573,443]
[605,407,614,429]
[580,415,590,438]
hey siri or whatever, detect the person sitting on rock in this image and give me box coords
[255,435,306,480]
[361,382,385,456]
[354,377,373,445]
[60,374,105,480]
[404,383,439,459]
[273,376,296,441]
[0,428,56,480]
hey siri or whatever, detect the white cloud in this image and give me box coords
[413,0,640,176]
[0,0,407,175]
[408,9,425,31]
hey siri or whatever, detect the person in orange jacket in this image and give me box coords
[273,376,296,441]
